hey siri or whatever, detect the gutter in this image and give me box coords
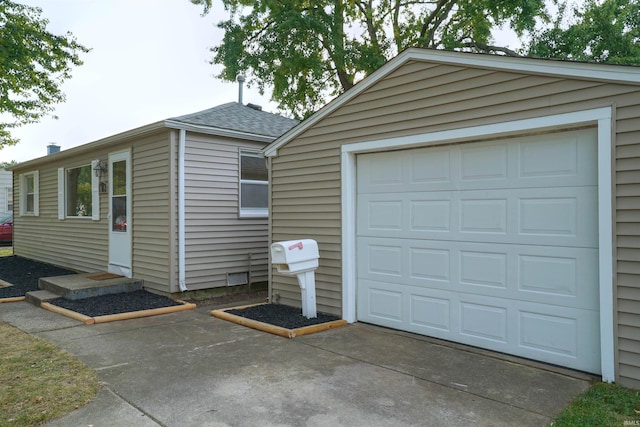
[164,120,275,143]
[8,120,275,172]
[178,129,187,292]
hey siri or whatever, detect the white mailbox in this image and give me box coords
[270,239,320,319]
[271,239,319,274]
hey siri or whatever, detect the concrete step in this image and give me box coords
[25,289,60,307]
[39,273,144,300]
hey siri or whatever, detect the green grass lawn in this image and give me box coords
[0,322,100,426]
[551,381,640,426]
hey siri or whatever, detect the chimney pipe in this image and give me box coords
[47,143,60,155]
[237,74,246,104]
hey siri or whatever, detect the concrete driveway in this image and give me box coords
[0,301,593,426]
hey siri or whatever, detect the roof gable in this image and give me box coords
[264,48,640,157]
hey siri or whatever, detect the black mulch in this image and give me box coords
[226,304,340,329]
[0,255,77,298]
[49,290,181,317]
[0,256,180,317]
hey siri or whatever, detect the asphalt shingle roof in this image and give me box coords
[169,102,298,138]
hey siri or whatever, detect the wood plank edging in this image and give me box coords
[41,300,197,325]
[91,302,196,324]
[0,296,26,303]
[41,302,95,325]
[210,303,347,338]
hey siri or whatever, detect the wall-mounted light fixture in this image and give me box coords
[93,160,107,177]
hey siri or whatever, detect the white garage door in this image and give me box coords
[356,129,601,373]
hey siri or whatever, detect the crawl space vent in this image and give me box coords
[227,272,249,286]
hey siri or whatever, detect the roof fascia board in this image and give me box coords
[264,47,640,158]
[410,48,640,84]
[264,49,414,158]
[163,120,275,143]
[9,121,167,171]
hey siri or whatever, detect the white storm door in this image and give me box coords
[108,151,132,277]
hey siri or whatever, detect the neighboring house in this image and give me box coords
[9,102,297,295]
[265,48,640,387]
[0,168,12,215]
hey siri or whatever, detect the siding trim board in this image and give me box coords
[340,107,615,381]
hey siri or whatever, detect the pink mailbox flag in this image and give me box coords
[288,241,304,250]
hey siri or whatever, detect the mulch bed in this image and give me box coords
[0,256,76,298]
[49,290,181,317]
[226,304,340,329]
[0,256,338,328]
[0,256,182,316]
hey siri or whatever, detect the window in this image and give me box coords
[58,164,99,220]
[6,187,11,212]
[20,171,38,215]
[239,151,268,218]
[111,160,127,231]
[66,165,92,217]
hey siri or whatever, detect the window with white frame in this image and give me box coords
[6,187,12,212]
[20,171,39,215]
[66,165,93,217]
[239,151,268,218]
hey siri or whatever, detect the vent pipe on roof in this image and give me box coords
[237,74,246,104]
[247,103,262,111]
[47,144,60,155]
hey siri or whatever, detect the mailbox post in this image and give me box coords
[270,239,319,318]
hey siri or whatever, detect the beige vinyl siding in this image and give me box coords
[270,145,342,313]
[270,60,640,386]
[10,130,174,292]
[12,156,111,272]
[131,132,173,292]
[183,133,268,291]
[615,99,640,388]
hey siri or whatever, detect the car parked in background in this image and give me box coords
[0,214,12,244]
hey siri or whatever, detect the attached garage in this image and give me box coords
[265,48,640,387]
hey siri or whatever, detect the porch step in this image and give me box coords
[25,289,60,307]
[38,273,144,300]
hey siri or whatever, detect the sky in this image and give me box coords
[0,0,527,164]
[1,0,276,163]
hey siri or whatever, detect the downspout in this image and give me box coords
[178,129,187,291]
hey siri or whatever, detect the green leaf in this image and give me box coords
[195,0,549,118]
[0,0,89,147]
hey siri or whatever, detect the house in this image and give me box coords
[9,102,297,295]
[0,168,12,216]
[264,48,640,387]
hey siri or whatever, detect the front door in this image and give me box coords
[108,151,132,277]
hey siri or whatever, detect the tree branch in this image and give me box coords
[421,0,456,48]
[460,41,521,56]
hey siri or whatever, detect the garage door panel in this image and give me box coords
[410,294,451,331]
[358,187,597,247]
[518,131,596,183]
[460,301,508,343]
[519,311,578,356]
[358,280,600,372]
[459,250,507,289]
[516,301,600,372]
[357,129,597,194]
[460,143,508,182]
[358,237,598,309]
[367,244,403,277]
[356,129,600,373]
